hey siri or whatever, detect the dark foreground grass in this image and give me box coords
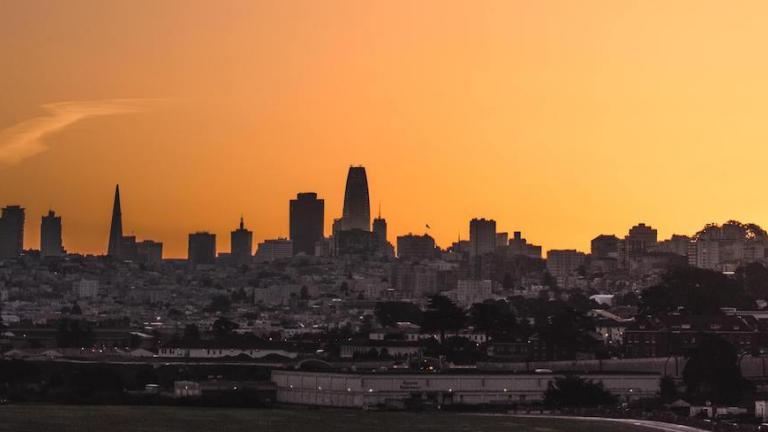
[0,405,655,432]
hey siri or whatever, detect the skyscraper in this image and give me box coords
[341,166,370,231]
[372,216,387,246]
[137,240,163,264]
[107,184,123,257]
[0,205,25,259]
[289,192,324,255]
[188,232,216,267]
[41,210,64,257]
[469,218,496,257]
[231,217,253,265]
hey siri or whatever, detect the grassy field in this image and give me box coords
[0,405,658,432]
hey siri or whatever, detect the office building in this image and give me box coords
[255,238,293,263]
[341,166,371,231]
[40,210,64,257]
[507,231,542,259]
[289,192,324,255]
[231,217,253,265]
[0,205,25,259]
[188,232,216,266]
[137,240,163,264]
[546,249,587,278]
[591,234,619,259]
[397,233,437,261]
[469,218,496,257]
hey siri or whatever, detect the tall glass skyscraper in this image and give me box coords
[341,166,370,231]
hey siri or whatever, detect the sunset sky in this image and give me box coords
[3,1,768,258]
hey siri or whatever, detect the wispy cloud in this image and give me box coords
[0,98,160,166]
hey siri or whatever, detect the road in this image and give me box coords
[504,414,710,432]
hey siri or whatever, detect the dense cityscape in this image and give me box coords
[1,165,768,429]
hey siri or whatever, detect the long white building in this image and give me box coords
[272,369,660,408]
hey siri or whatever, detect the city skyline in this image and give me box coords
[5,1,768,257]
[3,168,768,260]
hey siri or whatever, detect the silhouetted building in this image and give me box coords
[230,217,253,265]
[507,231,542,258]
[107,185,123,258]
[0,205,24,258]
[619,223,658,267]
[469,218,496,258]
[652,234,690,256]
[546,249,587,278]
[373,216,387,246]
[137,240,163,264]
[591,234,619,259]
[335,229,375,256]
[188,232,216,266]
[40,210,64,257]
[120,235,138,261]
[341,166,370,231]
[289,192,324,256]
[496,232,509,248]
[255,238,293,262]
[397,233,437,261]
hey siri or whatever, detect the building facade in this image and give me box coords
[289,192,324,256]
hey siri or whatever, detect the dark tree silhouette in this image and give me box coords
[735,262,768,300]
[640,266,754,315]
[56,319,93,348]
[683,335,744,404]
[469,300,516,336]
[421,295,466,342]
[538,308,597,360]
[544,375,617,408]
[212,317,239,339]
[374,301,423,327]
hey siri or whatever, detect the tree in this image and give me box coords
[56,319,93,348]
[660,376,678,403]
[735,262,768,300]
[374,302,423,327]
[683,334,744,404]
[469,300,516,336]
[544,375,617,408]
[212,317,239,339]
[421,295,466,342]
[204,294,231,313]
[640,266,754,315]
[538,308,598,360]
[182,324,201,343]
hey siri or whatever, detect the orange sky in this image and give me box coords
[2,1,768,258]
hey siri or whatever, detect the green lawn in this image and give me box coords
[0,405,656,432]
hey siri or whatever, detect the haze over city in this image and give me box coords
[4,1,768,257]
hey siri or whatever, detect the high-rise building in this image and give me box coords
[107,184,123,257]
[619,223,658,267]
[188,232,216,266]
[591,234,619,259]
[341,166,370,231]
[397,233,437,260]
[137,240,163,264]
[289,192,324,255]
[546,249,587,278]
[231,217,253,265]
[495,232,509,248]
[255,238,293,262]
[373,217,387,245]
[469,218,496,257]
[0,205,25,259]
[40,210,64,258]
[507,231,542,258]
